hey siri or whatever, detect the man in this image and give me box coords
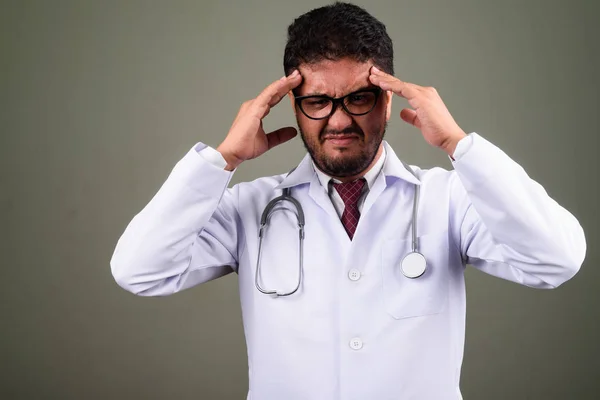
[110,3,586,399]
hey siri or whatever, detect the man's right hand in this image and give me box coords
[216,70,303,171]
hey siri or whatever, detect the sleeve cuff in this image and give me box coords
[195,143,228,169]
[450,133,474,162]
[451,132,515,188]
[166,142,235,194]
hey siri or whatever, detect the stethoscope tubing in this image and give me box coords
[255,168,426,296]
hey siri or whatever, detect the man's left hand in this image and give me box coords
[369,66,466,157]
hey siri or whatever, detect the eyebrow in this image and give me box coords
[301,85,377,98]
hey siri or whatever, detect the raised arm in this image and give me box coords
[449,133,585,288]
[110,71,303,296]
[110,145,241,296]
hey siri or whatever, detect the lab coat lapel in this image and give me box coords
[380,141,422,186]
[360,170,386,219]
[308,174,339,218]
[273,154,313,190]
[274,153,339,218]
[360,141,421,219]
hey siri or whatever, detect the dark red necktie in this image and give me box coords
[333,178,366,240]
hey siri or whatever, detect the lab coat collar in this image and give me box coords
[273,150,315,190]
[381,141,422,186]
[274,140,421,190]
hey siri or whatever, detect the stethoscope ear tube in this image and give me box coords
[256,187,304,297]
[283,188,305,226]
[411,184,420,253]
[402,184,427,279]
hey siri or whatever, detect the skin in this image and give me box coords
[290,59,392,182]
[217,58,467,179]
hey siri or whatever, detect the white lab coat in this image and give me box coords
[111,132,586,400]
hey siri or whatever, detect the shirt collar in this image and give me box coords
[274,140,421,190]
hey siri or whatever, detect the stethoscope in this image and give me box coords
[255,166,427,297]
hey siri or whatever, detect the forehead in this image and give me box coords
[296,58,373,97]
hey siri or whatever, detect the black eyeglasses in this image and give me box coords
[294,87,382,120]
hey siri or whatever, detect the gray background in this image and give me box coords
[1,0,598,399]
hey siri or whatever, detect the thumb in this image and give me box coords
[400,108,420,128]
[266,126,298,150]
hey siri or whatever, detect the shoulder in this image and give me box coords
[234,173,287,191]
[409,164,458,186]
[228,171,291,201]
[407,164,468,212]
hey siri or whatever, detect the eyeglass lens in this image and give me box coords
[300,91,378,119]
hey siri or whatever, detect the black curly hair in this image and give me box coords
[283,2,394,77]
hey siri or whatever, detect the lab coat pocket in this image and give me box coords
[381,230,450,320]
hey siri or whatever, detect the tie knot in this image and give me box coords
[333,178,366,207]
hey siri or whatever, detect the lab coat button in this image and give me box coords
[349,337,363,350]
[348,269,361,281]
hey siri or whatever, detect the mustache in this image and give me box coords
[320,126,364,141]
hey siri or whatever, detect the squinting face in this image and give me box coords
[290,58,393,180]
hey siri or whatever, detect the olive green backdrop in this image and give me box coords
[1,0,598,399]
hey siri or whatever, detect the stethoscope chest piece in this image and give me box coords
[401,251,427,279]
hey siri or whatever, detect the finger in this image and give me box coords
[370,65,420,85]
[400,108,421,128]
[267,72,303,108]
[256,70,302,109]
[370,65,399,77]
[369,74,421,101]
[266,126,298,150]
[369,66,424,97]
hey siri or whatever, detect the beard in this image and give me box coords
[298,120,387,178]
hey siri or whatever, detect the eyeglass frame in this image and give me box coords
[293,87,383,120]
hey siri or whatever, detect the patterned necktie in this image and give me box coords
[333,178,366,240]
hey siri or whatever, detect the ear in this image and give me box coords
[385,90,393,122]
[288,91,297,117]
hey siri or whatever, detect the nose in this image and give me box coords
[326,103,353,131]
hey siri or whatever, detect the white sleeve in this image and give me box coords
[197,145,228,169]
[110,142,244,296]
[450,133,473,161]
[449,133,586,288]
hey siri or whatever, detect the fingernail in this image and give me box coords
[291,69,299,77]
[372,66,380,73]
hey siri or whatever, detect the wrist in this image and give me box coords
[440,130,467,159]
[216,145,242,171]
